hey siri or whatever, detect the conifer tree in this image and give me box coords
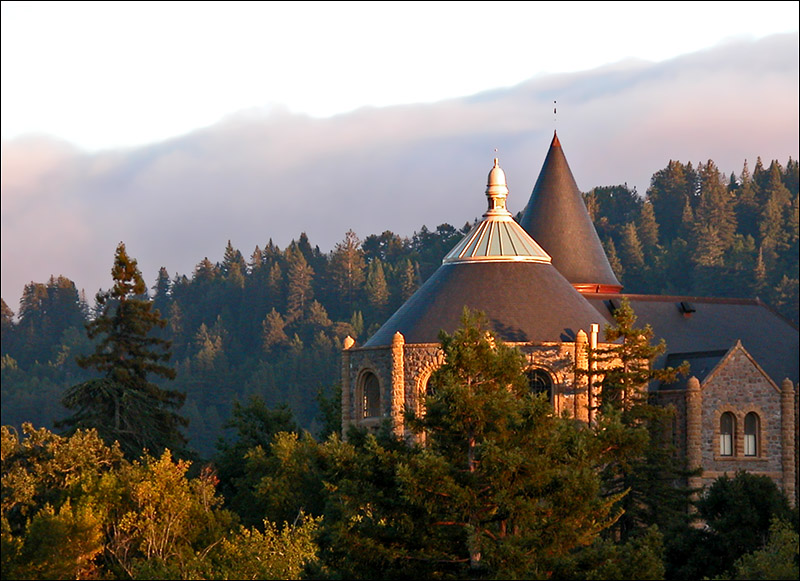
[58,243,187,458]
[602,237,624,283]
[734,159,760,239]
[586,298,692,543]
[329,230,366,313]
[695,160,738,250]
[221,240,247,279]
[637,200,660,253]
[151,266,172,317]
[261,308,289,352]
[398,258,419,301]
[285,246,314,323]
[646,160,697,243]
[193,257,219,284]
[619,222,645,288]
[305,300,332,330]
[365,259,389,314]
[401,309,621,577]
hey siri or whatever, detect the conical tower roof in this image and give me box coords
[365,158,605,347]
[519,132,622,293]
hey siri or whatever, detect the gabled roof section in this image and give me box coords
[519,132,622,293]
[444,159,551,264]
[584,293,799,387]
[700,340,781,393]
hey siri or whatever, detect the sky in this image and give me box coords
[2,1,798,150]
[1,1,799,310]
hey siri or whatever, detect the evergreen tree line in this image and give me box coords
[586,156,798,322]
[1,224,466,456]
[1,156,797,459]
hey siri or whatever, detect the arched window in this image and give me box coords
[744,412,759,457]
[361,372,380,419]
[719,412,735,456]
[526,369,553,402]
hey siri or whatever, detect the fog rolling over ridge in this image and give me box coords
[2,32,798,308]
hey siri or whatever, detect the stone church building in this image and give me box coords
[341,132,798,504]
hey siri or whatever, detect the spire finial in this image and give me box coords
[486,157,509,213]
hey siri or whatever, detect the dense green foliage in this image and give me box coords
[586,157,798,323]
[1,423,320,580]
[3,309,797,579]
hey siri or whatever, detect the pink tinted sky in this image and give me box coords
[1,1,798,308]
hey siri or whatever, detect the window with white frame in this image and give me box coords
[744,412,759,457]
[719,412,735,456]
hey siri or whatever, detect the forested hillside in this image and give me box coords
[1,156,797,458]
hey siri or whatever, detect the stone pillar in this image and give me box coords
[391,332,405,438]
[341,336,355,439]
[686,376,703,499]
[574,330,588,422]
[588,323,599,424]
[780,378,796,507]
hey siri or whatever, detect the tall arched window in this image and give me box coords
[360,372,380,419]
[526,369,553,402]
[744,412,759,457]
[719,412,735,456]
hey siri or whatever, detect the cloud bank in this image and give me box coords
[2,33,798,309]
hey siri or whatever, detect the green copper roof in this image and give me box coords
[443,159,552,264]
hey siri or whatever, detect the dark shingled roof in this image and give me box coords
[519,132,622,292]
[364,261,607,346]
[584,293,799,387]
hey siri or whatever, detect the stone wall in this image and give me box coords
[343,337,619,436]
[700,349,782,483]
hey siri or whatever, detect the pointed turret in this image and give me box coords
[519,132,623,293]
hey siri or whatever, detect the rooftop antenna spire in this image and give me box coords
[553,100,557,133]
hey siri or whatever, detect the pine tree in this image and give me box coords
[637,200,660,253]
[603,237,624,283]
[398,258,419,301]
[57,242,187,458]
[695,160,738,250]
[586,298,692,543]
[193,257,219,284]
[402,309,622,577]
[329,230,366,313]
[305,300,332,330]
[285,246,314,323]
[151,266,172,317]
[261,308,289,353]
[646,160,697,244]
[221,240,247,279]
[734,160,760,239]
[365,259,389,315]
[619,222,645,288]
